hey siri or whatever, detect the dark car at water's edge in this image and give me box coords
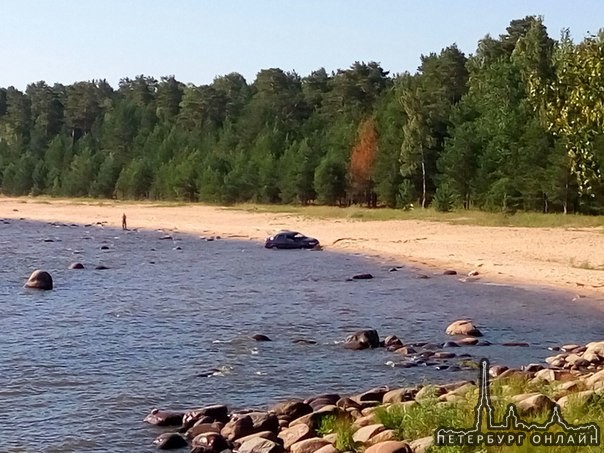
[265,231,320,249]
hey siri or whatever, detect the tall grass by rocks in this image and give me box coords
[372,376,604,452]
[317,415,359,452]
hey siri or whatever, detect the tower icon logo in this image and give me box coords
[435,359,600,447]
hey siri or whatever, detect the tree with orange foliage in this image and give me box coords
[349,118,378,207]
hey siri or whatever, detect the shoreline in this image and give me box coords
[4,196,604,451]
[2,196,604,300]
[144,337,604,452]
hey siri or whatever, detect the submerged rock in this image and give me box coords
[292,338,316,345]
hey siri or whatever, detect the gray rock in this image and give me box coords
[24,270,53,290]
[277,424,313,450]
[152,432,188,450]
[144,408,184,426]
[270,400,312,420]
[344,330,380,350]
[192,432,230,452]
[364,440,412,453]
[221,415,254,441]
[238,437,283,453]
[445,320,482,337]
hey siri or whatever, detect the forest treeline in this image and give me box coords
[1,17,604,213]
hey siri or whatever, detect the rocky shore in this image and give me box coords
[144,323,604,452]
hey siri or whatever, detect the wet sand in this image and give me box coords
[2,196,604,299]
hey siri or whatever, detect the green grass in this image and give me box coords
[317,415,359,452]
[372,378,604,453]
[230,203,604,229]
[375,399,476,446]
[5,195,604,229]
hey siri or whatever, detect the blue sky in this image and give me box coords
[1,0,603,90]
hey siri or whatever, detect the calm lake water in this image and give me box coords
[1,218,604,452]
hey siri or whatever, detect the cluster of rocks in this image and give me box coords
[23,228,220,290]
[341,320,492,372]
[144,321,490,452]
[146,335,604,453]
[545,340,604,372]
[23,263,110,289]
[482,340,604,416]
[145,390,434,453]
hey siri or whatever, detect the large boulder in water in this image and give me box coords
[152,432,188,450]
[445,320,482,337]
[344,329,380,350]
[144,408,185,426]
[24,270,53,290]
[192,432,230,452]
[183,404,229,425]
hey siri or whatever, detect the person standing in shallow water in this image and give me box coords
[122,213,127,230]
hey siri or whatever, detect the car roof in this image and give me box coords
[276,230,299,235]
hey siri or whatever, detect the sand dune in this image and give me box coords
[2,197,604,299]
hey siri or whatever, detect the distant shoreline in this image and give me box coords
[2,196,604,300]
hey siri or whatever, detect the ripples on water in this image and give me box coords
[1,219,604,452]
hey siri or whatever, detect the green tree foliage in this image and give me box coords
[314,156,347,205]
[373,81,406,207]
[0,17,603,216]
[541,30,604,195]
[440,17,559,213]
[62,147,96,197]
[400,45,468,208]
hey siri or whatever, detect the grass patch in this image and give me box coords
[317,414,359,452]
[5,195,604,229]
[372,379,604,452]
[231,203,604,229]
[375,400,475,444]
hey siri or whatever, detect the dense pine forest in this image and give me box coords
[1,17,603,214]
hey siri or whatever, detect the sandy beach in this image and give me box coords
[2,196,604,299]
